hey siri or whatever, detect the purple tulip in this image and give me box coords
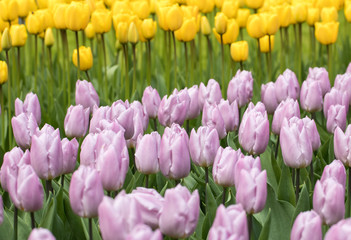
[275,69,300,102]
[218,99,239,132]
[95,119,125,134]
[347,63,351,73]
[300,80,324,113]
[11,113,38,150]
[280,117,313,168]
[261,82,279,114]
[159,185,199,238]
[130,187,164,229]
[130,100,149,132]
[28,228,56,240]
[234,155,261,187]
[187,85,201,119]
[334,125,351,167]
[327,104,346,133]
[335,72,351,101]
[142,86,161,119]
[189,126,220,167]
[323,88,349,118]
[306,67,330,96]
[98,192,143,240]
[320,160,346,188]
[30,124,63,180]
[109,100,135,139]
[202,101,226,139]
[213,147,242,187]
[290,210,322,240]
[61,138,79,174]
[127,101,149,148]
[239,102,269,155]
[135,132,161,174]
[80,133,98,167]
[89,106,111,133]
[159,124,190,180]
[126,224,163,240]
[227,70,253,107]
[236,167,267,214]
[15,92,41,125]
[313,178,345,225]
[272,98,300,135]
[64,105,90,138]
[0,196,3,225]
[198,79,222,109]
[69,165,104,218]
[325,218,351,240]
[301,117,320,151]
[75,80,99,113]
[208,204,248,240]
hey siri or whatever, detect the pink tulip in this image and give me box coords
[347,63,351,73]
[135,132,161,174]
[95,119,125,134]
[234,155,261,187]
[334,125,351,167]
[306,67,330,96]
[202,101,226,139]
[89,106,111,133]
[80,133,98,167]
[334,73,351,104]
[323,88,349,118]
[126,224,163,240]
[75,79,99,113]
[218,99,239,132]
[61,138,79,174]
[158,91,189,127]
[127,101,149,148]
[64,105,90,138]
[326,104,347,133]
[325,218,351,240]
[198,79,222,109]
[261,82,279,114]
[227,70,253,107]
[300,80,324,113]
[301,117,320,151]
[15,92,41,125]
[109,100,135,139]
[320,160,346,188]
[11,113,38,150]
[290,210,322,240]
[272,98,300,135]
[142,86,161,119]
[28,228,56,240]
[187,85,201,119]
[0,196,3,225]
[275,69,300,102]
[130,100,149,132]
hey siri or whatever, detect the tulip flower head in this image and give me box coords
[320,159,346,188]
[323,88,349,118]
[72,46,93,71]
[325,218,351,240]
[15,92,41,125]
[198,79,222,109]
[275,69,300,102]
[290,210,322,240]
[10,24,27,47]
[135,132,161,174]
[186,85,201,120]
[227,70,253,107]
[0,61,8,84]
[202,101,227,139]
[261,82,279,114]
[11,113,38,150]
[230,41,248,62]
[334,125,351,167]
[75,80,100,113]
[272,98,300,135]
[326,104,346,133]
[315,21,339,45]
[28,228,56,240]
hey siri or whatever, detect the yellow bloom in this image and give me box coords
[292,3,307,23]
[202,0,215,13]
[222,0,239,19]
[26,11,44,35]
[45,28,54,47]
[65,1,90,31]
[131,1,150,19]
[1,28,12,51]
[259,35,274,53]
[85,23,96,39]
[117,22,129,44]
[230,40,248,62]
[215,12,228,35]
[273,4,291,28]
[261,12,279,35]
[315,21,339,45]
[72,46,93,71]
[10,24,27,47]
[37,0,48,9]
[174,17,197,42]
[307,8,320,26]
[0,0,19,22]
[345,4,351,22]
[53,3,68,29]
[17,0,30,18]
[245,0,264,10]
[141,18,157,40]
[201,16,211,35]
[0,18,10,32]
[157,5,170,31]
[236,8,250,28]
[246,14,264,39]
[128,22,139,44]
[213,18,239,44]
[321,7,338,22]
[36,9,54,31]
[0,61,8,84]
[166,4,183,31]
[112,12,131,32]
[91,9,112,34]
[215,0,224,8]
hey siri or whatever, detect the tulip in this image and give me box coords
[15,92,41,125]
[272,98,300,135]
[334,125,351,167]
[214,12,227,35]
[202,101,226,139]
[315,21,339,45]
[135,132,161,174]
[325,218,351,240]
[166,4,183,31]
[301,117,321,151]
[0,61,8,84]
[227,70,253,107]
[142,87,161,118]
[186,85,201,120]
[213,147,242,187]
[334,73,351,102]
[201,16,211,35]
[64,105,90,139]
[290,210,322,240]
[259,35,275,53]
[0,196,3,225]
[10,24,27,47]
[69,165,104,218]
[245,0,263,9]
[239,102,269,155]
[346,3,351,22]
[28,228,56,240]
[320,160,346,188]
[95,119,125,134]
[261,13,279,36]
[36,9,54,31]
[61,138,79,175]
[326,104,346,133]
[274,4,292,28]
[306,67,330,96]
[307,8,320,26]
[26,12,44,35]
[11,113,38,150]
[275,69,300,102]
[128,22,139,44]
[75,80,100,113]
[109,100,135,139]
[313,178,345,225]
[80,133,98,167]
[213,19,239,45]
[159,185,199,238]
[323,88,349,118]
[44,28,54,47]
[300,80,324,113]
[131,1,150,19]
[141,18,157,40]
[234,154,261,187]
[53,3,68,29]
[89,106,111,133]
[158,91,189,127]
[126,224,163,240]
[261,82,278,114]
[246,14,264,39]
[130,187,164,229]
[1,28,11,51]
[72,46,93,71]
[218,99,239,132]
[99,192,143,240]
[65,1,90,31]
[230,41,248,62]
[174,17,197,42]
[130,100,149,133]
[85,23,95,39]
[280,117,313,168]
[321,7,338,22]
[208,204,248,240]
[222,0,238,19]
[198,79,222,109]
[159,124,190,180]
[91,8,111,34]
[236,8,250,28]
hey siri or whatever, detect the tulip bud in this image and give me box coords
[64,105,90,138]
[65,1,90,31]
[222,0,239,19]
[261,13,279,36]
[290,210,322,240]
[72,46,93,71]
[75,80,100,113]
[61,138,79,175]
[208,204,248,240]
[127,22,139,44]
[186,85,201,119]
[201,16,211,35]
[0,0,19,22]
[302,117,321,151]
[272,98,300,135]
[227,70,253,107]
[321,7,338,22]
[1,28,11,51]
[44,28,54,47]
[174,17,197,42]
[245,0,263,9]
[219,99,239,132]
[230,41,248,62]
[315,21,339,45]
[334,73,351,102]
[0,61,8,84]
[274,4,292,28]
[117,22,129,44]
[36,9,54,31]
[215,12,227,35]
[26,12,44,35]
[307,8,320,26]
[321,159,346,188]
[10,24,27,47]
[80,133,98,167]
[141,18,157,40]
[261,82,279,114]
[214,18,239,44]
[236,8,250,27]
[313,178,345,225]
[326,104,347,133]
[334,125,351,167]
[300,80,324,113]
[346,3,351,22]
[109,100,135,139]
[135,132,161,174]
[202,101,226,139]
[70,165,104,218]
[53,3,68,29]
[324,88,349,118]
[15,92,41,125]
[239,102,269,155]
[126,224,163,240]
[142,86,161,119]
[85,23,95,39]
[234,154,261,186]
[91,8,111,34]
[325,218,351,240]
[166,4,183,31]
[259,35,274,53]
[198,79,222,109]
[275,68,300,102]
[28,228,56,240]
[11,113,38,150]
[306,67,330,95]
[89,107,110,136]
[246,14,264,39]
[292,3,307,23]
[159,124,190,180]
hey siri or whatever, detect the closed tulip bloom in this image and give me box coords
[280,117,313,168]
[65,1,90,31]
[0,196,3,225]
[75,80,100,113]
[222,0,238,19]
[315,21,339,45]
[166,4,183,31]
[135,132,160,174]
[141,18,157,40]
[307,8,320,26]
[292,3,307,23]
[320,160,346,188]
[126,224,163,240]
[261,82,279,114]
[302,117,321,151]
[214,19,239,45]
[275,69,300,102]
[262,13,279,36]
[109,100,135,139]
[306,67,330,96]
[10,24,27,47]
[321,7,338,22]
[61,138,79,175]
[272,98,300,135]
[230,41,248,62]
[26,12,44,35]
[334,125,351,167]
[346,3,351,22]
[236,8,250,28]
[325,218,351,240]
[245,0,263,9]
[130,188,164,229]
[239,102,269,155]
[198,79,222,109]
[91,8,111,34]
[159,124,190,179]
[227,70,253,107]
[69,165,104,218]
[28,228,56,240]
[72,46,93,71]
[85,23,95,39]
[218,99,239,132]
[130,100,149,133]
[326,104,346,133]
[158,91,189,127]
[246,14,264,39]
[201,16,211,35]
[214,12,227,35]
[142,86,161,119]
[300,80,324,112]
[45,28,54,47]
[11,113,38,150]
[53,3,68,29]
[128,22,139,44]
[274,4,292,28]
[202,102,226,139]
[208,204,248,240]
[174,17,197,42]
[0,61,8,84]
[1,27,11,51]
[290,210,322,240]
[334,73,351,102]
[36,9,54,31]
[187,85,201,119]
[80,133,98,167]
[89,106,111,133]
[313,178,345,225]
[15,92,41,125]
[64,105,90,138]
[259,35,274,53]
[323,88,349,118]
[0,0,19,21]
[213,147,242,187]
[234,154,261,187]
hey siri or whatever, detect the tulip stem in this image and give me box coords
[348,168,351,218]
[101,34,108,100]
[220,35,225,97]
[0,85,4,148]
[172,31,177,89]
[327,44,332,85]
[257,38,262,87]
[14,207,18,240]
[279,29,285,72]
[184,42,189,87]
[247,214,252,240]
[34,34,38,92]
[48,46,54,110]
[46,180,53,197]
[275,135,280,160]
[268,35,272,82]
[206,36,213,78]
[122,44,129,100]
[5,50,12,147]
[240,61,243,71]
[60,30,69,107]
[30,212,35,229]
[222,187,227,205]
[146,40,151,86]
[89,218,93,240]
[298,23,302,83]
[75,31,80,80]
[165,31,170,94]
[295,168,300,203]
[284,27,290,55]
[145,174,149,188]
[132,43,137,97]
[153,118,158,131]
[85,71,91,82]
[61,174,65,188]
[16,47,20,97]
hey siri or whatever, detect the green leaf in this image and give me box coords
[206,183,217,227]
[260,150,279,193]
[81,218,102,240]
[63,194,86,240]
[258,209,271,240]
[291,184,310,224]
[277,164,296,206]
[0,208,31,240]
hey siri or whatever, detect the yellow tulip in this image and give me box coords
[201,16,211,35]
[166,4,183,31]
[112,1,131,15]
[0,0,19,22]
[37,0,48,9]
[135,18,147,42]
[236,8,250,28]
[85,23,96,39]
[261,12,279,35]
[95,1,106,10]
[202,0,215,13]
[141,18,157,40]
[17,0,30,18]
[0,32,2,52]
[10,24,27,47]
[345,4,351,22]
[157,6,170,31]
[292,3,307,23]
[65,1,90,31]
[0,61,8,84]
[174,17,197,42]
[230,41,248,62]
[0,18,10,32]
[53,3,68,29]
[321,7,338,22]
[213,18,239,44]
[181,5,199,19]
[307,8,320,26]
[72,46,93,71]
[215,12,228,35]
[315,0,342,10]
[245,0,264,10]
[315,21,339,45]
[131,1,150,19]
[1,28,11,51]
[112,13,131,32]
[45,28,54,47]
[259,35,274,53]
[128,22,139,44]
[36,9,54,30]
[273,4,291,28]
[26,12,44,35]
[91,9,112,34]
[117,22,129,44]
[246,14,264,39]
[215,0,224,8]
[222,0,239,19]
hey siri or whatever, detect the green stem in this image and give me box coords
[247,214,252,240]
[101,34,108,100]
[280,29,285,72]
[268,35,272,82]
[190,40,196,86]
[240,61,243,71]
[34,35,38,92]
[122,44,129,100]
[172,31,177,89]
[45,180,53,198]
[184,42,189,87]
[132,43,137,97]
[145,174,149,188]
[275,135,280,160]
[60,30,68,107]
[30,212,35,229]
[222,187,227,205]
[296,168,300,203]
[75,31,80,80]
[153,118,157,131]
[85,71,91,82]
[298,23,302,83]
[206,35,213,78]
[220,34,225,97]
[5,50,12,147]
[284,27,290,55]
[0,85,4,148]
[61,174,65,187]
[48,47,53,109]
[16,47,20,97]
[327,44,333,85]
[89,218,93,240]
[147,40,151,86]
[165,31,170,94]
[14,207,18,240]
[257,38,262,87]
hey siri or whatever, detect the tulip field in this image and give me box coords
[2,0,351,239]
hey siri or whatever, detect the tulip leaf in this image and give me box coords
[183,172,200,192]
[201,214,211,239]
[291,183,310,224]
[63,193,87,240]
[0,208,31,240]
[81,218,102,240]
[277,164,296,206]
[258,208,271,240]
[160,181,169,196]
[261,149,279,193]
[193,210,205,240]
[206,184,217,227]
